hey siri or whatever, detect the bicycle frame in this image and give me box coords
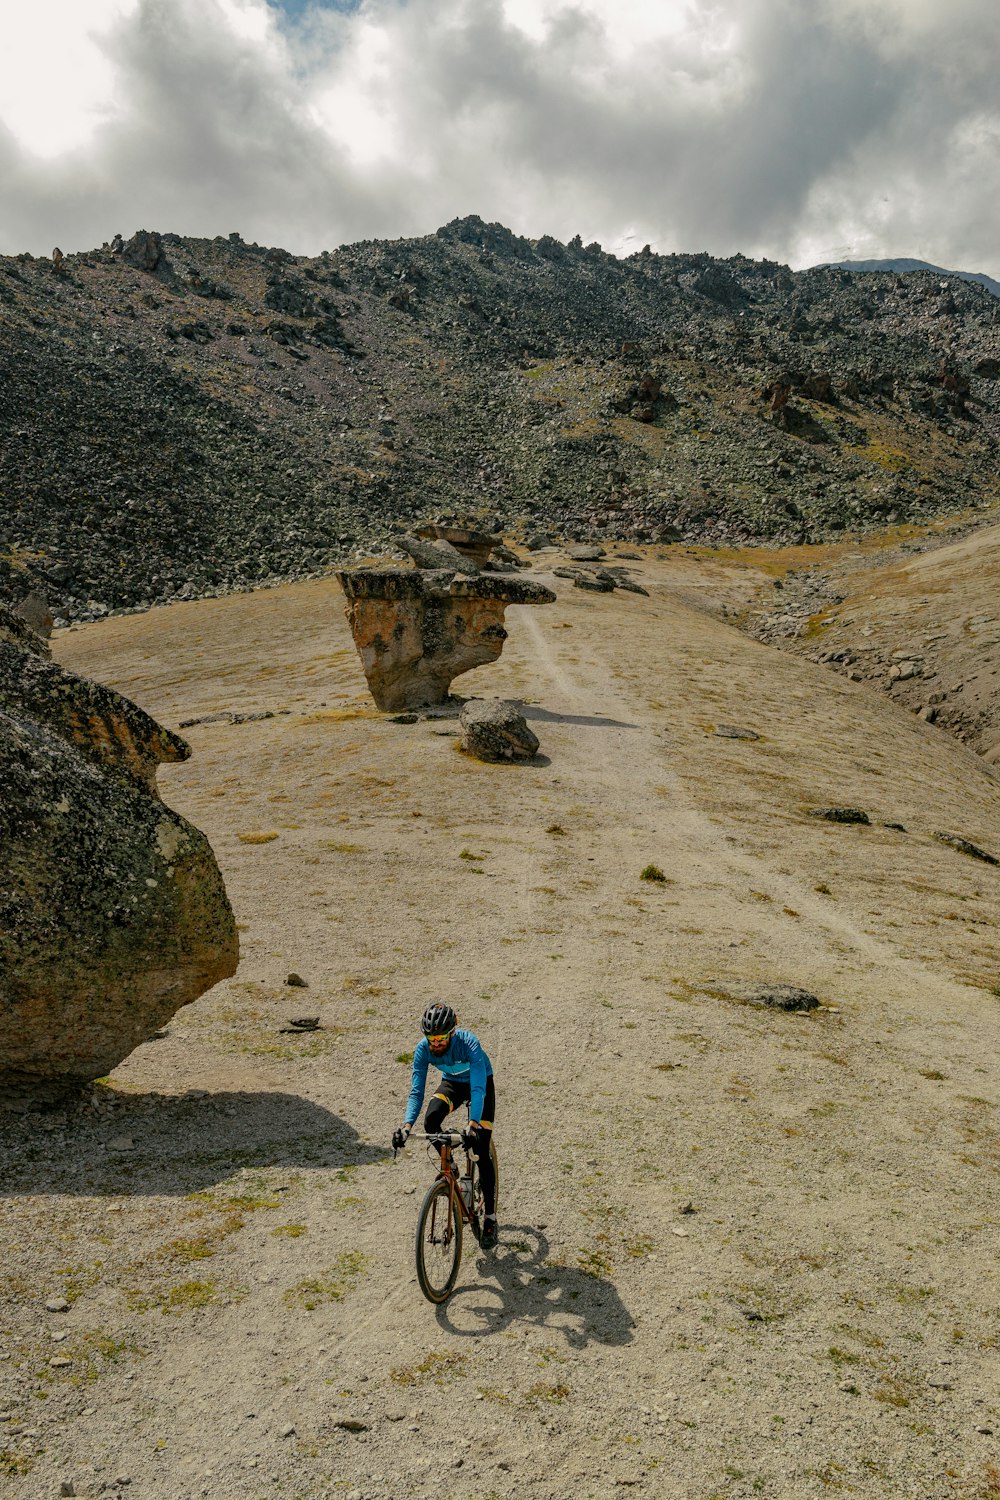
[408,1131,480,1229]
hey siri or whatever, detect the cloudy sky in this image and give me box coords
[2,0,998,273]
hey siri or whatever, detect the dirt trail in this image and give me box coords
[3,552,1000,1500]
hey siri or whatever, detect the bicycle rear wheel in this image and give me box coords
[415,1178,462,1303]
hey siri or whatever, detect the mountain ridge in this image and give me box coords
[822,256,1000,300]
[2,216,1000,621]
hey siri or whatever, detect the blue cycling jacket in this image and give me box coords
[405,1029,493,1126]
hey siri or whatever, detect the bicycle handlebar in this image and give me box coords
[393,1129,478,1159]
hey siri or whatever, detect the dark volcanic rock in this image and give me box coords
[3,218,1000,618]
[0,602,238,1108]
[932,832,998,864]
[726,982,820,1011]
[808,806,871,824]
[121,229,166,273]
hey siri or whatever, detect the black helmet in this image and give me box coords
[422,1002,456,1036]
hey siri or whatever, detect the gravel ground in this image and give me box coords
[3,544,999,1500]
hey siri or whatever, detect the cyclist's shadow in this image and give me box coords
[434,1223,635,1347]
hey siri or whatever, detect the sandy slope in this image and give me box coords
[785,519,1000,766]
[3,551,1000,1500]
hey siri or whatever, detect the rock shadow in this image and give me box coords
[519,706,638,730]
[0,1090,382,1197]
[433,1223,635,1348]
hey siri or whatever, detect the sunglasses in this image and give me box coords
[427,1032,453,1045]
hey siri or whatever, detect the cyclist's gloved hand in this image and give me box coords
[461,1124,479,1149]
[392,1125,411,1151]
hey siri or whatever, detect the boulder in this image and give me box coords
[808,806,870,824]
[393,532,481,575]
[459,699,540,762]
[121,230,165,273]
[337,568,555,711]
[726,983,820,1012]
[932,832,998,865]
[0,603,238,1108]
[12,592,53,640]
[414,523,500,570]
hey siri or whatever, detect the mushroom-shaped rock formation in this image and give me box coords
[336,567,556,710]
[0,603,238,1109]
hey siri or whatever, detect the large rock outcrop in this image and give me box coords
[337,568,556,710]
[0,604,238,1108]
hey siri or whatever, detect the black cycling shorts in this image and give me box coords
[424,1074,496,1131]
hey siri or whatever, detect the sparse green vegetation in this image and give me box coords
[526,1382,570,1404]
[0,1451,33,1477]
[640,864,668,883]
[284,1251,368,1310]
[577,1247,614,1278]
[128,1279,221,1315]
[391,1351,467,1386]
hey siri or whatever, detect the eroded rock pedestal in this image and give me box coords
[0,603,238,1109]
[337,568,555,710]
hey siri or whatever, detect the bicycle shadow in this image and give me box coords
[434,1223,635,1347]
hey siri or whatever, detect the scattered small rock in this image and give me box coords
[808,807,870,824]
[726,982,821,1012]
[713,725,760,741]
[45,1297,70,1313]
[573,573,616,592]
[933,832,998,865]
[333,1417,369,1433]
[285,973,309,988]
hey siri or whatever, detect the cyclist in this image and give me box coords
[393,1003,498,1251]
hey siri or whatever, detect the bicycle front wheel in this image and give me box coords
[415,1178,462,1303]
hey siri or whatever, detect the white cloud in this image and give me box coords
[0,0,138,158]
[0,0,997,274]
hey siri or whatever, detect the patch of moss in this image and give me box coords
[284,1250,368,1310]
[391,1350,467,1386]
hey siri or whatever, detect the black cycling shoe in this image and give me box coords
[480,1216,499,1251]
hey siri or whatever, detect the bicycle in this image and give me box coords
[395,1129,500,1303]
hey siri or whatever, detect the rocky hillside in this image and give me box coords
[827,258,1000,300]
[3,218,1000,620]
